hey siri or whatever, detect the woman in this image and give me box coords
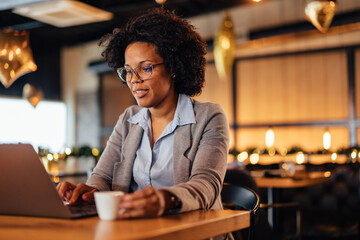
[57,7,229,220]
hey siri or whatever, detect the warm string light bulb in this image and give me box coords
[249,153,260,165]
[237,151,248,162]
[265,128,275,148]
[351,150,357,159]
[323,129,331,150]
[296,152,305,164]
[65,148,72,155]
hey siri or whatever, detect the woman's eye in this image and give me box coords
[142,66,152,73]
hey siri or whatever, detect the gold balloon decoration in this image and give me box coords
[23,83,43,108]
[214,12,236,80]
[304,0,336,33]
[0,29,37,88]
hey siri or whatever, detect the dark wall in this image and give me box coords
[0,34,61,100]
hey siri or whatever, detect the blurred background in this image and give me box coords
[1,0,359,162]
[1,1,360,239]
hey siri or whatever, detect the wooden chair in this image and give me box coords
[221,183,260,240]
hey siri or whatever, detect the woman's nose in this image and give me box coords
[130,72,142,84]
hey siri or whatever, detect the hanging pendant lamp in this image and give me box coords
[304,0,336,33]
[23,83,43,108]
[214,12,236,80]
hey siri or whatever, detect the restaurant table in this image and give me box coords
[252,170,331,232]
[0,209,250,240]
[254,171,331,189]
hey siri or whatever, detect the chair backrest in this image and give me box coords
[221,183,260,215]
[224,169,260,194]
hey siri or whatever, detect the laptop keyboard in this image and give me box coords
[67,204,97,216]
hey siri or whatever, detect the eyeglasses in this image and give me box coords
[116,62,164,83]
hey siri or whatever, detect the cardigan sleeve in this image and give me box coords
[86,107,132,191]
[162,102,230,212]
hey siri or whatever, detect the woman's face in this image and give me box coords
[124,42,176,109]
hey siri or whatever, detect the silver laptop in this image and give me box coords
[0,144,97,218]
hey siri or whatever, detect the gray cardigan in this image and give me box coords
[87,99,230,213]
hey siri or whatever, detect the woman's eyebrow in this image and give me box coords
[124,60,152,67]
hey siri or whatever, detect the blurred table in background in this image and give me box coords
[253,170,331,189]
[251,169,331,233]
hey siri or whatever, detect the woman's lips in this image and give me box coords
[133,89,149,98]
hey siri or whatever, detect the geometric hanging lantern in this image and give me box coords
[23,83,43,108]
[214,11,236,80]
[0,30,37,88]
[304,0,336,33]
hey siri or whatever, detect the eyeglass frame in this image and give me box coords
[116,62,165,83]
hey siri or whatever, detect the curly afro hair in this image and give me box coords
[98,7,207,97]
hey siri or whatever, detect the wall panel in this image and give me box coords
[101,74,135,127]
[100,73,135,147]
[236,50,348,124]
[234,50,351,153]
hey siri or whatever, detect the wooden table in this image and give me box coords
[252,171,331,230]
[254,171,331,188]
[0,209,250,240]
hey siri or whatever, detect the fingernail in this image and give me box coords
[119,208,126,215]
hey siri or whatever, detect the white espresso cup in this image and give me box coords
[94,191,124,220]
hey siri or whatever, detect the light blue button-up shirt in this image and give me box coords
[127,94,196,192]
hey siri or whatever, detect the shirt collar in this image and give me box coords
[127,94,196,126]
[173,94,196,126]
[127,107,149,126]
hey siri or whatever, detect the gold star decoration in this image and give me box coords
[0,29,37,88]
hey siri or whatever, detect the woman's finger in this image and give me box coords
[119,187,165,218]
[123,186,154,202]
[82,188,97,203]
[120,192,158,209]
[118,208,146,219]
[121,187,157,208]
[57,182,75,199]
[69,184,95,204]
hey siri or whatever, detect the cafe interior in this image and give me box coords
[0,0,359,239]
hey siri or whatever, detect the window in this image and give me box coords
[0,97,66,153]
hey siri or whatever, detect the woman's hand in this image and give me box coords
[56,182,97,205]
[118,186,166,219]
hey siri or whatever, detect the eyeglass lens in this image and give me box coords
[118,63,154,82]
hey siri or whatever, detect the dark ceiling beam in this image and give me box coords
[0,0,265,47]
[5,21,45,31]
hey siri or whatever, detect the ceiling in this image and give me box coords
[0,0,258,47]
